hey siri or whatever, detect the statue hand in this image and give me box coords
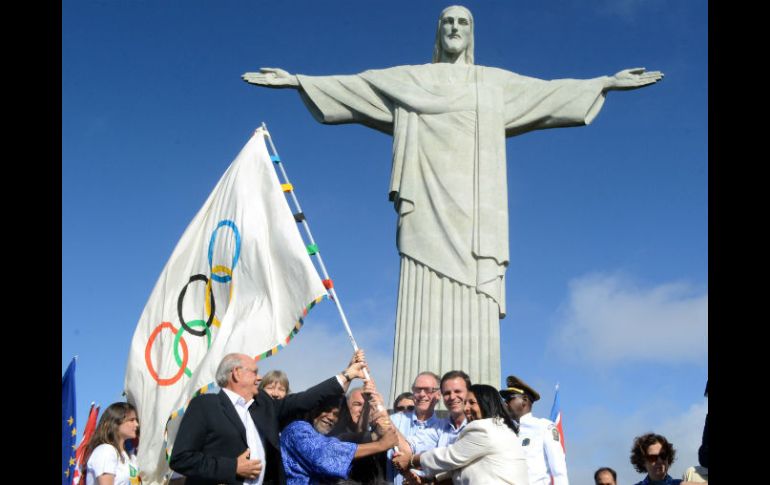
[606,67,664,91]
[242,67,299,88]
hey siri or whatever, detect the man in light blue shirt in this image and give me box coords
[386,372,443,484]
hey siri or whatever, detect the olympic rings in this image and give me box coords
[208,220,241,283]
[173,319,212,377]
[145,219,242,384]
[145,322,188,386]
[178,274,215,337]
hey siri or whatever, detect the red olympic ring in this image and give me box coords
[145,322,189,386]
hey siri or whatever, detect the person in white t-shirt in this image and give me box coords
[82,402,141,485]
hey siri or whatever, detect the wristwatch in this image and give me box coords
[342,370,352,382]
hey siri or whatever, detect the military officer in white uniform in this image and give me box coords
[501,375,569,485]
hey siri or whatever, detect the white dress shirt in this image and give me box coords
[223,388,266,485]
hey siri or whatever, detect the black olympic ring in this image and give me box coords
[177,274,216,337]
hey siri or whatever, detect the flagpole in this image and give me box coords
[260,123,370,377]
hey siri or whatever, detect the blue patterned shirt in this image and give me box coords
[280,420,357,485]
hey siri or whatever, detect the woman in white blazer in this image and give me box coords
[393,383,529,484]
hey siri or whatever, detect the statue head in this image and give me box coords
[432,5,474,65]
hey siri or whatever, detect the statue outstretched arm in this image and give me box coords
[242,67,300,89]
[602,67,664,91]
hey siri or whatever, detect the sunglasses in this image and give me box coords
[395,405,415,411]
[645,453,668,463]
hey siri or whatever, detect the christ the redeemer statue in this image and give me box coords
[243,5,662,399]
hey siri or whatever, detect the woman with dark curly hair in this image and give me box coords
[630,433,691,485]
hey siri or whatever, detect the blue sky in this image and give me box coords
[62,2,707,484]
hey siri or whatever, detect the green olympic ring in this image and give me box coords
[173,319,212,378]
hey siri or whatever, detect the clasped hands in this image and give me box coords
[392,448,427,485]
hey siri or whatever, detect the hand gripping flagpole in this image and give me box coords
[260,123,372,381]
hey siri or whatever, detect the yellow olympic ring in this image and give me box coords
[206,265,234,328]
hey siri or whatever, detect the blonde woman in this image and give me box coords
[259,369,291,399]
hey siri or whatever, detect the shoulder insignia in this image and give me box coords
[551,427,560,442]
[522,437,530,446]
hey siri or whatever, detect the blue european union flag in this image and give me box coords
[62,357,77,485]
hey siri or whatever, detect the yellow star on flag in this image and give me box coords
[69,457,76,466]
[71,427,78,436]
[64,469,70,477]
[67,416,74,426]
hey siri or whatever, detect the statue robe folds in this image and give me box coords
[297,63,606,397]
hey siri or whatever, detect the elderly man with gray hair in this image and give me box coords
[170,350,368,485]
[385,371,443,485]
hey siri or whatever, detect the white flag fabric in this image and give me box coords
[124,128,327,484]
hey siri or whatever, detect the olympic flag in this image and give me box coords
[124,128,328,484]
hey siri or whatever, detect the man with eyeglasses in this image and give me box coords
[385,371,444,485]
[170,351,368,485]
[500,374,569,485]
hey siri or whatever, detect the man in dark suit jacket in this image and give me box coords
[170,351,368,485]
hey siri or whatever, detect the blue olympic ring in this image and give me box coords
[208,219,241,283]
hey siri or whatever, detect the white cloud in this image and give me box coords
[553,272,707,365]
[658,402,708,478]
[566,400,707,485]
